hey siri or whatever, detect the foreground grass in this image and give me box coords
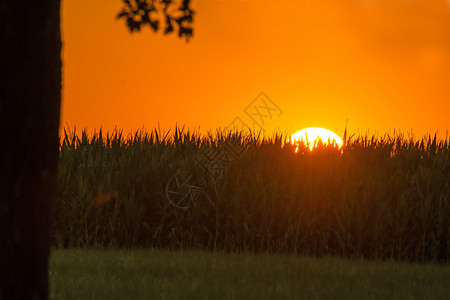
[49,249,449,300]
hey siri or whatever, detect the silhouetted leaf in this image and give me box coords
[164,16,174,34]
[178,26,193,40]
[127,17,141,32]
[150,20,159,32]
[118,0,194,41]
[117,11,129,19]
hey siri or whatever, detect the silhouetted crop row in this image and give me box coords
[55,127,450,262]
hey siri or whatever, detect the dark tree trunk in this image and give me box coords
[0,1,61,299]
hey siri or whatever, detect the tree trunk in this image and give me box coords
[0,1,61,299]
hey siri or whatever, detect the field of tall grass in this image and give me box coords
[55,127,450,262]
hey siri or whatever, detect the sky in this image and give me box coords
[61,0,450,139]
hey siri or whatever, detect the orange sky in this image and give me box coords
[61,0,450,139]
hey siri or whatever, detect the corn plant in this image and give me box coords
[55,127,450,262]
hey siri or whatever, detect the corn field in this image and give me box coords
[55,127,450,262]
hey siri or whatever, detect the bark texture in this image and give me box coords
[0,1,61,299]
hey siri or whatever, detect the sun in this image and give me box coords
[290,127,343,151]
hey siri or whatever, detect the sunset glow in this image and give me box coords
[291,128,343,151]
[61,0,450,138]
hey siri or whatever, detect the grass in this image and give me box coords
[49,248,450,300]
[55,127,450,261]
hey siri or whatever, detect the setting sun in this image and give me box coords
[291,127,343,151]
[3,1,449,297]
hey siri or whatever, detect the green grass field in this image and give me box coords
[49,249,449,300]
